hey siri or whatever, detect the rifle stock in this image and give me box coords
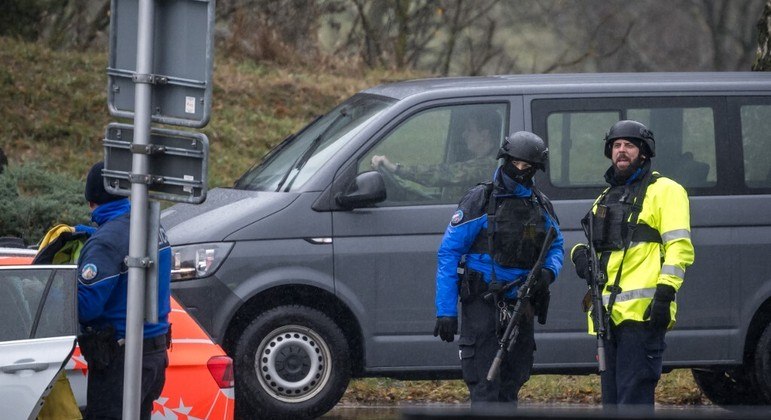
[486,227,556,382]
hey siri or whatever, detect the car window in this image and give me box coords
[542,100,717,189]
[34,269,77,338]
[359,103,507,205]
[235,94,396,192]
[740,103,771,188]
[0,268,76,341]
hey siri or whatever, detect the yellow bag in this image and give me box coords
[37,224,75,251]
[37,371,82,419]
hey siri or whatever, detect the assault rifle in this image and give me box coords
[583,215,607,372]
[486,226,556,381]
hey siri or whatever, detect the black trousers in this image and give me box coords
[459,295,535,405]
[601,321,666,407]
[85,336,168,420]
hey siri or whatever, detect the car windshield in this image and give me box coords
[234,94,396,192]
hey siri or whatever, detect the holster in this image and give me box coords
[166,323,173,349]
[77,325,118,370]
[458,269,487,303]
[533,289,550,325]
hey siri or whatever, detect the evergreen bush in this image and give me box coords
[0,163,90,246]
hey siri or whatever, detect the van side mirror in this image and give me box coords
[336,171,387,208]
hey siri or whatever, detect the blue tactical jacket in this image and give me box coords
[77,199,171,339]
[435,169,564,317]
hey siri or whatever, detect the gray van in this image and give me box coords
[161,72,771,418]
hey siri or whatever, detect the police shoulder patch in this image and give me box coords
[81,263,98,281]
[450,209,464,225]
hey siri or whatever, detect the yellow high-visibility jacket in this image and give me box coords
[572,172,695,331]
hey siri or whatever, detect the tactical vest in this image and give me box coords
[470,195,548,269]
[589,181,661,252]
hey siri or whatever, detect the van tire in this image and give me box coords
[691,367,765,406]
[234,305,351,420]
[753,322,771,403]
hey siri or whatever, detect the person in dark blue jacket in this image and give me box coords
[433,131,564,405]
[77,161,171,420]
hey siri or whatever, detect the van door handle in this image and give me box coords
[305,237,333,245]
[1,361,49,373]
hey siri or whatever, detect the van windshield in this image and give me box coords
[234,94,396,192]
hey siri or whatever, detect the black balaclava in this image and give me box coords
[502,160,536,187]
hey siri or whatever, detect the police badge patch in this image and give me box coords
[450,210,464,225]
[81,263,98,281]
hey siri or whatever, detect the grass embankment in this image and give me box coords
[0,36,420,186]
[2,36,711,405]
[343,370,709,405]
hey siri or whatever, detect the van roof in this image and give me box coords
[363,72,771,100]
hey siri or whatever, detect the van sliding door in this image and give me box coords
[530,95,737,368]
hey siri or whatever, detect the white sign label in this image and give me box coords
[185,96,196,114]
[183,175,194,192]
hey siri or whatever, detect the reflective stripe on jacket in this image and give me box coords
[579,173,694,330]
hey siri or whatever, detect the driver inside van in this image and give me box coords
[370,109,501,199]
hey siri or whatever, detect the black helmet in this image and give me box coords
[497,131,548,171]
[604,120,655,158]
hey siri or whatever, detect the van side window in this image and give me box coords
[537,99,718,190]
[740,104,771,188]
[629,107,716,188]
[546,111,619,187]
[360,103,508,205]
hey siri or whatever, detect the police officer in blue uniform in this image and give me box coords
[433,131,564,404]
[77,161,172,419]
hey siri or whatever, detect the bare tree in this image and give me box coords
[1,0,110,50]
[13,0,766,74]
[754,0,771,70]
[341,0,499,72]
[217,0,344,63]
[434,0,499,75]
[348,0,440,70]
[687,0,764,71]
[521,0,764,73]
[349,0,390,67]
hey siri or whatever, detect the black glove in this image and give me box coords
[433,317,458,342]
[533,268,553,295]
[643,284,676,330]
[571,245,592,282]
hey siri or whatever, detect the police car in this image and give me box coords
[0,246,234,419]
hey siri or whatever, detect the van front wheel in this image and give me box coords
[234,305,351,419]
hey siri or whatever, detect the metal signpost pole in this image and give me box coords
[106,1,213,411]
[123,0,154,417]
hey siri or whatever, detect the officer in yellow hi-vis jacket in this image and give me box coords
[570,120,694,407]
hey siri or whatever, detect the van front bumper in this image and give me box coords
[171,274,240,344]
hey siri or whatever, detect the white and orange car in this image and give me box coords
[0,247,234,419]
